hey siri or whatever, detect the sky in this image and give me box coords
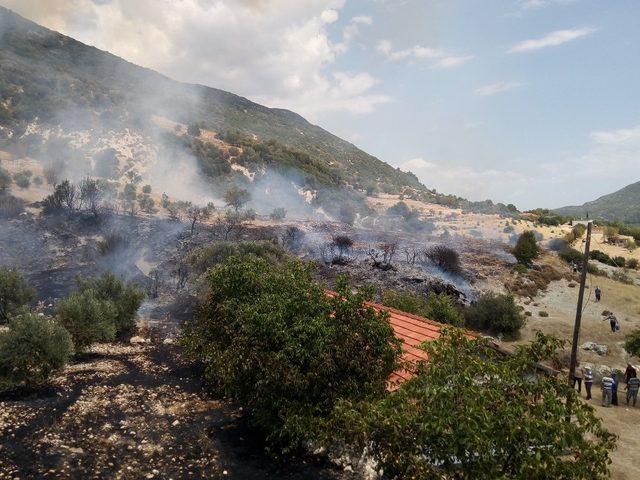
[2,0,640,210]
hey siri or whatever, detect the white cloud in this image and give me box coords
[434,55,474,69]
[4,0,387,119]
[509,27,596,53]
[519,0,578,10]
[475,81,522,96]
[400,158,528,202]
[377,39,472,69]
[591,125,640,145]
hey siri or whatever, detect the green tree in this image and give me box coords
[0,267,35,323]
[0,313,74,389]
[328,330,616,480]
[180,255,401,453]
[513,230,539,266]
[0,166,12,192]
[465,292,525,338]
[224,185,251,212]
[624,329,640,357]
[75,273,144,338]
[56,290,117,351]
[383,290,463,326]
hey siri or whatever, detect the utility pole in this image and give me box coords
[566,221,593,420]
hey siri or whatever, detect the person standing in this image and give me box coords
[595,286,602,302]
[584,366,594,400]
[624,363,637,384]
[612,371,619,406]
[572,363,584,394]
[627,376,640,407]
[601,372,614,407]
[609,315,617,333]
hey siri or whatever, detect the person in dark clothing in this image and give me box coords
[610,315,617,333]
[612,371,619,406]
[595,286,602,302]
[572,363,584,394]
[625,363,637,384]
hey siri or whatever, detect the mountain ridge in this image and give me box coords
[555,180,640,224]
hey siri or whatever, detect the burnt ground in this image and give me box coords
[0,331,358,480]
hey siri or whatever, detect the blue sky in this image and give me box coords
[5,0,640,209]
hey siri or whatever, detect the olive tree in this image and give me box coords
[328,330,616,479]
[0,267,35,323]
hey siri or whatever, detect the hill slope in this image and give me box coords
[0,5,422,195]
[555,181,640,224]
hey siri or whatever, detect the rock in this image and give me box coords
[172,420,180,427]
[130,336,149,345]
[163,337,174,345]
[580,341,608,356]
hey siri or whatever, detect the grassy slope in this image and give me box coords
[0,5,423,193]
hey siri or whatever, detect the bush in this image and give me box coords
[424,245,462,275]
[383,290,463,326]
[0,313,74,390]
[0,268,35,323]
[590,250,612,265]
[56,290,117,351]
[513,231,539,266]
[188,241,287,275]
[627,259,639,270]
[269,207,287,220]
[559,247,584,265]
[0,167,11,192]
[75,273,144,338]
[465,292,525,337]
[0,194,25,219]
[180,256,401,453]
[142,184,152,194]
[13,171,31,189]
[612,256,626,268]
[328,330,616,479]
[624,329,640,357]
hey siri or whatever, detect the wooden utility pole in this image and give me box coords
[566,221,593,420]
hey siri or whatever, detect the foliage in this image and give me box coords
[424,245,462,274]
[269,207,286,220]
[187,241,287,275]
[142,184,152,194]
[224,185,251,212]
[559,247,585,265]
[0,194,25,219]
[382,289,463,326]
[386,201,418,221]
[0,166,11,192]
[0,313,74,390]
[327,330,616,480]
[627,258,639,270]
[180,256,401,453]
[75,273,144,338]
[0,267,35,323]
[465,292,525,337]
[56,290,117,351]
[42,179,76,213]
[624,329,640,357]
[513,231,539,266]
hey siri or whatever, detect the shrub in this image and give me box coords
[559,247,584,265]
[224,185,251,212]
[188,241,287,275]
[383,290,463,326]
[387,201,418,221]
[0,313,74,390]
[13,171,31,189]
[180,256,401,453]
[142,184,152,194]
[539,311,549,317]
[627,259,639,270]
[590,250,612,265]
[612,256,626,268]
[0,194,25,219]
[424,245,462,275]
[0,166,11,192]
[465,292,525,337]
[269,207,287,220]
[328,330,616,479]
[513,231,539,266]
[0,268,35,323]
[75,273,144,338]
[56,290,117,351]
[624,329,640,357]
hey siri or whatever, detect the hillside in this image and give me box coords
[555,181,640,224]
[0,5,424,197]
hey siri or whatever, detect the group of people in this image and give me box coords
[573,363,639,407]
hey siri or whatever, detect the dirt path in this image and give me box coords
[0,340,355,480]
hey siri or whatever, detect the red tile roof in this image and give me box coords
[325,291,477,389]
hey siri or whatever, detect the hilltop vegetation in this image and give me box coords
[555,181,640,224]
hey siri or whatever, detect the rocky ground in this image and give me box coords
[0,331,357,480]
